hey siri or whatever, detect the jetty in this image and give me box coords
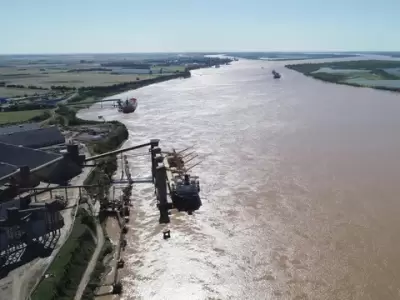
[83,139,203,295]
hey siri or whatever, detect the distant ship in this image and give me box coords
[117,97,138,113]
[272,70,281,79]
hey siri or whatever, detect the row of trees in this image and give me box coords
[3,102,54,112]
[79,70,191,97]
[4,84,49,90]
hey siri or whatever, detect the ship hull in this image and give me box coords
[171,192,202,212]
[118,98,138,114]
[121,105,137,114]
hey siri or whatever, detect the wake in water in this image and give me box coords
[78,59,400,300]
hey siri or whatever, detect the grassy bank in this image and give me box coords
[286,60,400,92]
[0,71,190,126]
[82,233,113,300]
[0,109,51,125]
[79,116,128,299]
[1,57,232,126]
[31,209,96,300]
[27,101,128,299]
[83,120,128,209]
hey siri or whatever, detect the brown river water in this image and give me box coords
[78,59,400,300]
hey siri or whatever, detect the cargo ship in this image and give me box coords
[272,70,281,79]
[170,174,202,213]
[164,149,202,213]
[117,97,138,113]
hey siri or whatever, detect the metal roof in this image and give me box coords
[0,162,19,180]
[0,123,40,135]
[0,126,65,149]
[0,142,63,182]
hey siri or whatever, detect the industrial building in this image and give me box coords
[0,125,65,149]
[0,123,86,273]
[0,123,40,135]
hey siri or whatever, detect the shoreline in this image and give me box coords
[285,61,400,94]
[2,59,230,300]
[74,62,229,299]
[0,146,95,300]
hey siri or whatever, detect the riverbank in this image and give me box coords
[0,144,95,300]
[0,56,232,126]
[286,60,400,92]
[29,59,233,299]
[31,209,97,300]
[26,117,128,300]
[41,56,400,300]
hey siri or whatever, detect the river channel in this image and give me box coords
[77,59,400,300]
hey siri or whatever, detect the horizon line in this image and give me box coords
[1,50,400,56]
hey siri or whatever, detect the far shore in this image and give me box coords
[285,60,400,94]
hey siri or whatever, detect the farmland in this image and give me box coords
[0,63,183,97]
[0,109,49,125]
[0,54,231,126]
[286,60,400,92]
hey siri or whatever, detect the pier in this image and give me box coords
[84,139,202,295]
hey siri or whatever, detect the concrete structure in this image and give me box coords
[0,199,65,255]
[0,141,85,276]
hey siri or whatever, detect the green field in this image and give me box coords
[0,63,184,90]
[1,72,162,88]
[0,109,48,125]
[151,65,186,73]
[286,60,400,91]
[0,87,48,97]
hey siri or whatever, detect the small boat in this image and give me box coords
[117,97,137,113]
[272,70,281,79]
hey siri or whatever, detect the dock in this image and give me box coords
[88,139,202,295]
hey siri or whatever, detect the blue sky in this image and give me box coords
[1,0,399,54]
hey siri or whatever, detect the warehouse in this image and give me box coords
[0,126,65,149]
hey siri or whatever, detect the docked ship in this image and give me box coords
[170,174,202,213]
[117,97,138,113]
[165,150,202,213]
[272,70,281,79]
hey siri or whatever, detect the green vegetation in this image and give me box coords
[52,104,98,126]
[230,52,357,61]
[0,70,191,127]
[0,87,48,97]
[31,209,96,300]
[3,102,55,112]
[151,65,186,73]
[84,121,128,211]
[286,60,400,74]
[91,121,128,153]
[0,109,50,125]
[82,235,113,300]
[78,71,191,97]
[286,60,400,92]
